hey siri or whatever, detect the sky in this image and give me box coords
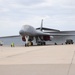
[0,0,75,36]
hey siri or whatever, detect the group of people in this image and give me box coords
[0,40,15,47]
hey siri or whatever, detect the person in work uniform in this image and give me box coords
[11,42,15,47]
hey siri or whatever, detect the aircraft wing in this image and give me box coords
[36,27,75,36]
[0,35,20,38]
[44,31,75,36]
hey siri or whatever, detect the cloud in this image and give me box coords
[0,0,75,36]
[16,0,44,5]
[0,7,9,13]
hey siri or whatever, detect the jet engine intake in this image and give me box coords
[22,36,26,41]
[43,35,51,41]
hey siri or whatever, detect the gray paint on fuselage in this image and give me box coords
[19,25,51,36]
[20,25,38,36]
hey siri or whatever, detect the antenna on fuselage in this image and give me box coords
[40,19,43,31]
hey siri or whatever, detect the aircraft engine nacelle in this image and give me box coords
[22,36,26,41]
[43,35,54,41]
[43,35,50,41]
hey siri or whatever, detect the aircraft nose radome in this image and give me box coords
[19,30,24,35]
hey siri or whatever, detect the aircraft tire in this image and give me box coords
[43,42,46,45]
[41,42,46,45]
[25,43,29,47]
[31,42,33,46]
[40,42,43,45]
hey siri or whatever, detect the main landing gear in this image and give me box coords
[37,41,46,45]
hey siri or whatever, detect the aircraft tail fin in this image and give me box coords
[40,19,43,31]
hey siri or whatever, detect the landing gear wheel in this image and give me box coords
[41,42,46,45]
[25,43,29,47]
[44,42,46,45]
[31,42,33,46]
[28,42,33,46]
[25,44,26,46]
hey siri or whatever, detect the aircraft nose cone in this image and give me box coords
[19,30,24,35]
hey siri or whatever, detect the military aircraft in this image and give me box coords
[19,20,75,46]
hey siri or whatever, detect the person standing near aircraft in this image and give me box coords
[11,42,15,47]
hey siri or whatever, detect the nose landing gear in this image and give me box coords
[25,42,33,47]
[25,36,33,47]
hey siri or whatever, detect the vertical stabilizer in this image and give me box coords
[40,19,43,31]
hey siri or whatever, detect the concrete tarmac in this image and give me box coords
[0,45,75,75]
